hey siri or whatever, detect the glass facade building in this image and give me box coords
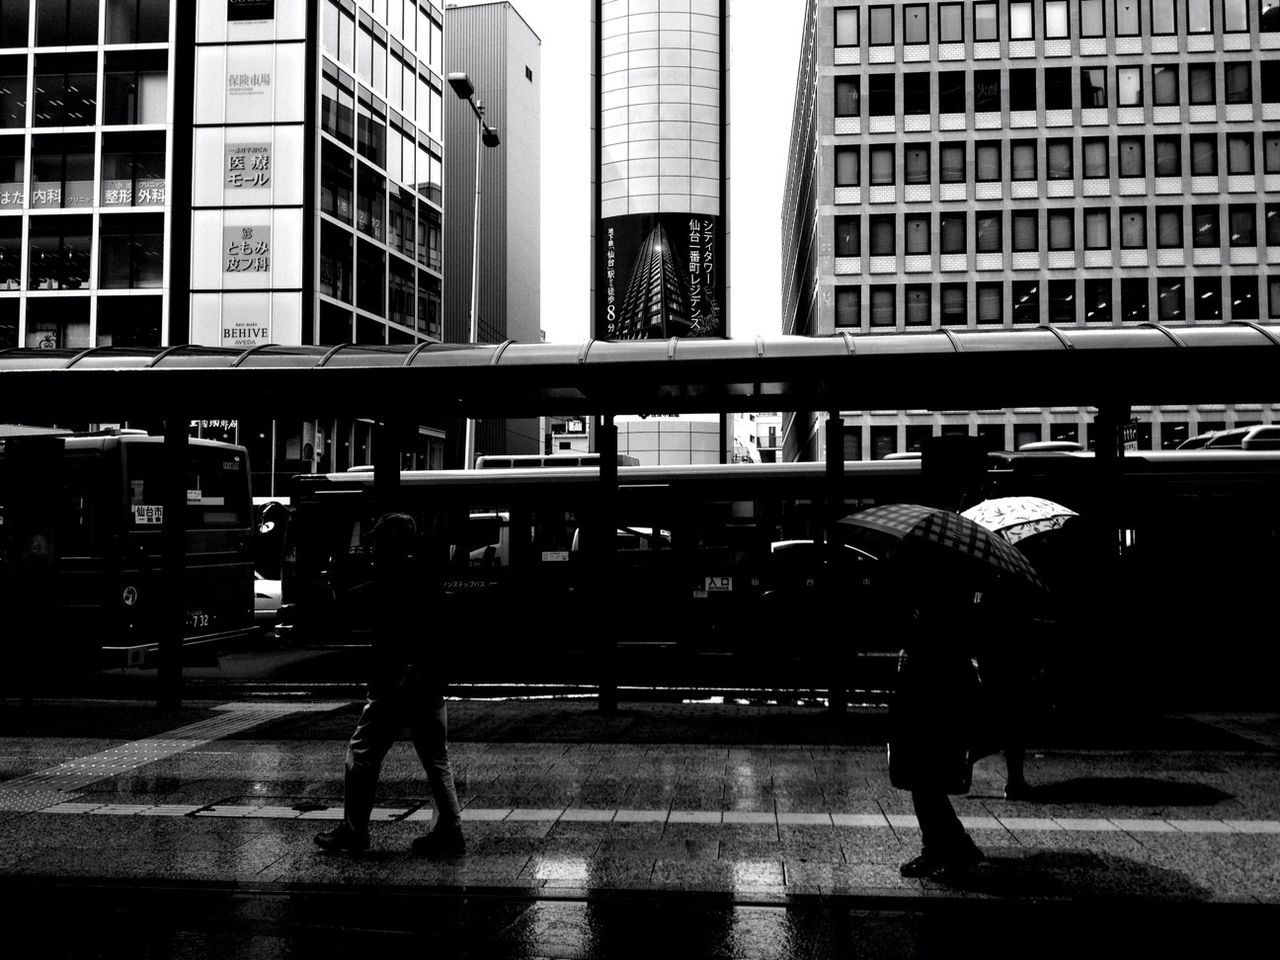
[782,0,1279,460]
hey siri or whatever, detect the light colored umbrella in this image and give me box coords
[960,496,1078,545]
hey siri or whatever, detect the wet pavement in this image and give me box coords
[1,697,1279,957]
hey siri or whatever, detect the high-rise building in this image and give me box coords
[592,0,730,341]
[783,0,1279,462]
[444,0,540,462]
[0,1,451,491]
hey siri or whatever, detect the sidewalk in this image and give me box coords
[1,698,1278,906]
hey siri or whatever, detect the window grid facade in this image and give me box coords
[782,0,1279,460]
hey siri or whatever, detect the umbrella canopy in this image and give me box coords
[835,503,1047,594]
[960,496,1079,545]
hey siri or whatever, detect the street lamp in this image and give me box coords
[448,71,501,470]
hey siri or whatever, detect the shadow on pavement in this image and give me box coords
[1023,777,1231,807]
[941,850,1211,902]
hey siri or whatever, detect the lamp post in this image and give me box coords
[448,71,501,470]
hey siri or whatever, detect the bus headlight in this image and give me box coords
[122,585,139,606]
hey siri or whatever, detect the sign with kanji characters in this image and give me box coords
[227,0,274,22]
[225,143,271,189]
[228,69,271,97]
[133,505,164,525]
[223,225,271,273]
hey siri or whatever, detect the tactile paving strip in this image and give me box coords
[0,701,345,811]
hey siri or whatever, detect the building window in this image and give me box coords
[1047,139,1073,180]
[320,221,353,303]
[1190,134,1218,175]
[1192,204,1219,246]
[1045,0,1070,36]
[869,214,895,255]
[1229,204,1256,246]
[974,69,1000,112]
[976,211,1003,252]
[1082,137,1108,178]
[1189,64,1215,105]
[1081,67,1107,108]
[525,66,532,82]
[869,144,894,184]
[1011,140,1037,181]
[904,143,930,184]
[1265,61,1280,104]
[28,214,89,289]
[1117,66,1142,107]
[1154,135,1181,176]
[322,64,356,147]
[0,217,19,290]
[356,238,384,316]
[939,3,964,41]
[835,145,859,186]
[1048,279,1075,323]
[977,281,1003,323]
[903,73,929,116]
[870,284,895,326]
[1080,0,1106,35]
[1115,0,1141,34]
[1084,208,1111,248]
[98,212,162,289]
[904,283,930,324]
[1156,207,1183,247]
[1120,208,1147,248]
[835,286,860,326]
[1223,0,1249,31]
[1012,211,1038,251]
[1269,277,1280,320]
[835,7,859,46]
[939,142,965,182]
[940,283,967,324]
[388,256,414,330]
[1048,210,1074,250]
[1156,277,1185,321]
[938,71,965,113]
[1044,68,1072,110]
[1121,278,1149,322]
[905,214,930,254]
[1010,1,1035,38]
[0,135,19,208]
[100,131,164,207]
[417,268,441,338]
[33,53,96,126]
[1118,136,1145,177]
[107,0,169,44]
[103,52,168,126]
[1231,276,1258,319]
[1227,134,1254,175]
[356,162,385,241]
[1153,66,1178,107]
[36,0,97,46]
[974,2,1000,39]
[1012,280,1040,323]
[1010,69,1037,112]
[321,141,354,224]
[869,5,894,44]
[1264,0,1280,32]
[1224,62,1252,105]
[940,212,966,252]
[1085,278,1112,323]
[835,77,859,117]
[835,215,861,256]
[869,74,894,116]
[1150,0,1177,33]
[975,141,1001,181]
[30,132,92,208]
[904,3,928,42]
[1266,203,1280,245]
[1265,133,1280,173]
[1194,276,1222,319]
[356,90,386,169]
[1186,0,1213,33]
[388,186,414,261]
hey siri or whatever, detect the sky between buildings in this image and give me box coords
[447,0,808,343]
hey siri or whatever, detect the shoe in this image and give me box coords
[900,852,946,878]
[411,822,465,858]
[314,823,369,854]
[931,843,984,880]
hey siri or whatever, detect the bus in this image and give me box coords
[475,453,641,469]
[0,430,256,670]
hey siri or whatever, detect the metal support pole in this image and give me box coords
[824,412,846,714]
[374,420,404,513]
[159,418,188,711]
[597,414,619,714]
[463,117,483,471]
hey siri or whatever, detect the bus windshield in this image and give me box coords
[124,443,252,529]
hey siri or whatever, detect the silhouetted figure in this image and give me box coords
[315,512,464,857]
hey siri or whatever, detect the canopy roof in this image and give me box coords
[0,324,1276,420]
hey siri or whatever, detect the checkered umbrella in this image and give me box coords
[960,496,1079,546]
[835,503,1047,593]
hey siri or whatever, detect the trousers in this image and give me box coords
[910,789,971,855]
[343,677,462,832]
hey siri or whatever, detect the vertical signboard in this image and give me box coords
[594,0,728,340]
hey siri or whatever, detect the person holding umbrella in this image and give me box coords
[836,503,1048,880]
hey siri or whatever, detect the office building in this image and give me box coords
[592,0,729,340]
[782,0,1279,461]
[444,0,540,461]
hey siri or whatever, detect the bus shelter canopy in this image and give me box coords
[0,324,1277,421]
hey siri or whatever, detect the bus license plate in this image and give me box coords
[186,611,211,630]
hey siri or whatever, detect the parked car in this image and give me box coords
[1177,425,1280,450]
